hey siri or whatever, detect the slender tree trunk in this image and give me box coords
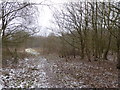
[14,48,18,64]
[117,31,120,69]
[103,34,111,60]
[80,39,84,59]
[72,38,76,58]
[103,2,112,60]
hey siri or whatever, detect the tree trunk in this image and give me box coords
[117,33,120,69]
[103,34,111,60]
[72,38,76,58]
[14,48,18,64]
[81,40,84,59]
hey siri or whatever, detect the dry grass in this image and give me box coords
[44,54,118,88]
[2,48,37,67]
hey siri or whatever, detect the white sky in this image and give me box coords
[33,0,76,36]
[0,0,75,36]
[29,0,120,36]
[0,0,119,36]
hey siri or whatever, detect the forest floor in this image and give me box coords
[0,49,119,88]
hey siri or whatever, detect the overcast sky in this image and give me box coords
[0,0,76,36]
[33,0,75,36]
[1,0,119,36]
[30,0,119,36]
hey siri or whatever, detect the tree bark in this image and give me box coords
[117,31,120,69]
[103,34,111,60]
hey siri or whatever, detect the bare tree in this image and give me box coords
[52,1,119,65]
[0,1,39,65]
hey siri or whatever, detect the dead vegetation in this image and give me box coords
[44,54,118,88]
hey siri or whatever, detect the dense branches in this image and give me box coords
[52,1,119,68]
[0,1,39,65]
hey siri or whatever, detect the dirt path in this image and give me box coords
[0,54,118,88]
[32,56,88,88]
[0,55,89,88]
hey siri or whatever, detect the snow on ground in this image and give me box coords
[0,56,89,88]
[0,56,91,88]
[0,57,51,88]
[0,75,4,90]
[0,49,118,88]
[25,48,39,55]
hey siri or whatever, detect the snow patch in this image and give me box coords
[25,48,39,55]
